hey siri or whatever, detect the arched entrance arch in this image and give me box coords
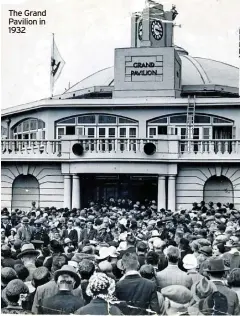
[12,175,39,211]
[203,175,233,205]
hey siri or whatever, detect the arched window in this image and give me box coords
[12,175,39,211]
[56,114,138,139]
[12,118,46,140]
[147,113,234,140]
[204,175,233,205]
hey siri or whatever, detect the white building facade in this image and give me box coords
[1,3,240,212]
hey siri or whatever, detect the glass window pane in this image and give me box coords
[170,115,187,124]
[87,128,95,137]
[38,120,45,129]
[30,120,37,130]
[99,128,105,137]
[99,115,116,124]
[150,117,168,124]
[158,126,167,135]
[23,134,29,140]
[30,133,37,139]
[23,121,30,132]
[119,128,126,137]
[129,128,136,137]
[66,126,75,135]
[76,127,84,136]
[213,117,231,124]
[119,117,137,124]
[78,115,96,124]
[59,117,76,124]
[149,128,156,136]
[58,128,65,136]
[17,124,22,133]
[194,115,210,124]
[42,131,46,139]
[109,128,116,137]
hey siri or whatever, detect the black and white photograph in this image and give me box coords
[1,0,240,314]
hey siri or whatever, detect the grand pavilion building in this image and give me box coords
[1,3,240,212]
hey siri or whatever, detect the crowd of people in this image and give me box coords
[1,198,240,315]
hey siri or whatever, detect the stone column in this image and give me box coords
[158,176,166,210]
[64,175,71,210]
[168,175,176,212]
[72,174,81,210]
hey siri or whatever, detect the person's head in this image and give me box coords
[22,217,29,227]
[10,228,16,236]
[50,240,64,254]
[51,254,68,273]
[165,246,180,264]
[32,267,50,288]
[121,252,139,272]
[179,238,190,251]
[67,220,73,229]
[126,233,136,247]
[146,251,159,266]
[5,279,29,305]
[174,231,184,246]
[1,267,18,288]
[205,258,229,280]
[14,264,29,281]
[137,241,148,254]
[140,264,155,280]
[54,265,80,291]
[13,240,21,251]
[86,272,115,298]
[227,268,240,287]
[78,259,95,280]
[102,217,109,228]
[1,245,11,258]
[212,243,225,257]
[86,220,92,229]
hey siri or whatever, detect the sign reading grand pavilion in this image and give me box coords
[125,55,163,82]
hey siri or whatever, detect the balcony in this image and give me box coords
[1,138,240,162]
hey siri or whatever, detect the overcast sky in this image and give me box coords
[1,0,240,109]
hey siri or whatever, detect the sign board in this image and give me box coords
[125,55,163,82]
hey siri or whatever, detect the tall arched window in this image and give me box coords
[12,118,46,140]
[56,114,139,139]
[12,175,39,211]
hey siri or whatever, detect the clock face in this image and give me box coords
[138,19,143,41]
[151,20,163,40]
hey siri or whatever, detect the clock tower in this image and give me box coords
[113,1,182,98]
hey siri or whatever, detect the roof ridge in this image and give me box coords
[64,66,113,93]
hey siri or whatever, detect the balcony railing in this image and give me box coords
[179,139,239,155]
[1,140,62,157]
[1,138,240,161]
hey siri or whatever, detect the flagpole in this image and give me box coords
[50,33,54,97]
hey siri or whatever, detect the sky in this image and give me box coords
[1,0,240,109]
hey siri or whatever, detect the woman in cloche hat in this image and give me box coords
[75,272,122,315]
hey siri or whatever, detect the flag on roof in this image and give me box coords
[50,34,65,95]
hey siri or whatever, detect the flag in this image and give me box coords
[50,34,65,95]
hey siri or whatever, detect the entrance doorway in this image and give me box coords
[204,175,233,205]
[12,175,39,211]
[81,175,157,206]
